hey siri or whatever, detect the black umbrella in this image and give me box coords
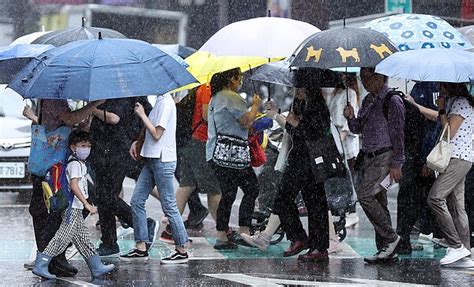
[250,59,341,88]
[290,27,398,69]
[32,17,126,46]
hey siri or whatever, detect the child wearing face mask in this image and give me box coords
[32,130,115,280]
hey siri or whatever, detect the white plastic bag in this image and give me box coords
[274,130,292,172]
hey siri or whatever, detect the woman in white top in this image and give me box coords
[322,73,360,165]
[125,94,189,264]
[408,82,473,267]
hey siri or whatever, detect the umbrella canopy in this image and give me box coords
[32,26,126,46]
[375,48,474,83]
[250,59,295,86]
[250,58,341,88]
[9,37,197,101]
[362,14,472,51]
[0,44,55,83]
[152,44,196,59]
[459,25,474,46]
[0,44,54,60]
[200,17,320,58]
[291,27,398,69]
[10,31,52,46]
[183,50,277,85]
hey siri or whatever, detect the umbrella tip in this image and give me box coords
[267,9,271,17]
[82,17,86,27]
[98,32,102,40]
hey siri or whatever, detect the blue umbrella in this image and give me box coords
[152,44,196,59]
[151,45,188,67]
[0,44,54,84]
[375,48,474,83]
[9,37,197,101]
[362,14,472,51]
[0,44,55,60]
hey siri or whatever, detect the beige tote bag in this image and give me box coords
[426,124,451,173]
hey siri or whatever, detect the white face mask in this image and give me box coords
[75,147,91,160]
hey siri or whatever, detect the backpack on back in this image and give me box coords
[42,160,75,213]
[383,90,426,162]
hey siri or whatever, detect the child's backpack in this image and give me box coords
[42,160,75,213]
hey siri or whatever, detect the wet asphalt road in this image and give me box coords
[0,178,472,286]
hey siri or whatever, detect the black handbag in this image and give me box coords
[305,133,346,183]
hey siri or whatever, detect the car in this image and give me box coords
[0,85,32,196]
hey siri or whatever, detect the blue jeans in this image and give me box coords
[131,158,188,246]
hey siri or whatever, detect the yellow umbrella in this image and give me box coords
[172,51,283,92]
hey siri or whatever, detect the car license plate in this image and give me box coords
[0,162,25,178]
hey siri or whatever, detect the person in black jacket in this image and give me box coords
[242,70,332,261]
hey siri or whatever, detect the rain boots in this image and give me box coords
[85,255,115,278]
[32,252,56,280]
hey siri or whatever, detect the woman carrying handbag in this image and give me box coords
[206,68,262,250]
[407,82,473,267]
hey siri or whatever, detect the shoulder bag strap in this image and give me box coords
[37,100,43,125]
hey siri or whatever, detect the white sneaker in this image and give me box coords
[328,235,343,254]
[116,226,134,238]
[443,257,474,268]
[440,245,471,265]
[418,233,433,244]
[66,245,79,260]
[377,235,400,259]
[345,213,359,228]
[240,233,270,251]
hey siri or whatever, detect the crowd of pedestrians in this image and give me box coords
[22,63,474,279]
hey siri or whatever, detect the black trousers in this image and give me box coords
[273,160,329,252]
[211,163,259,231]
[29,175,64,252]
[94,159,133,247]
[397,159,439,243]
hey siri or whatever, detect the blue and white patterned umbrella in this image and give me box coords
[362,13,472,51]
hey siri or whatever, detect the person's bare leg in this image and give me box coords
[262,213,281,237]
[328,210,342,253]
[240,213,281,251]
[207,193,221,222]
[176,186,195,214]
